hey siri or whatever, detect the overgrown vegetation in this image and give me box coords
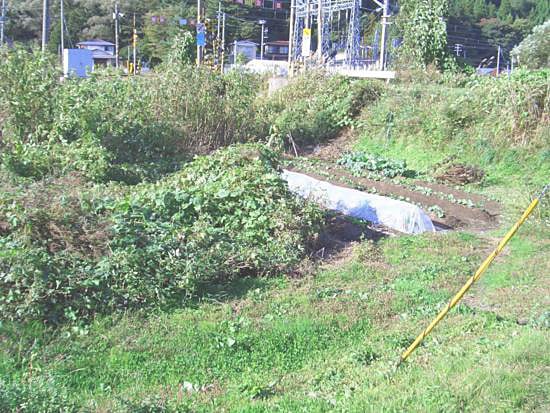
[512,20,550,69]
[355,69,549,189]
[1,46,549,411]
[0,145,321,324]
[0,49,265,183]
[397,0,451,69]
[265,72,382,147]
[0,49,378,184]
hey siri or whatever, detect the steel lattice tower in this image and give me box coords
[290,0,362,67]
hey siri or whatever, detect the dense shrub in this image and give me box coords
[264,71,383,147]
[511,20,550,70]
[0,49,380,183]
[0,145,321,324]
[0,49,263,183]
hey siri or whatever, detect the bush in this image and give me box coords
[511,20,550,70]
[0,49,264,183]
[263,71,383,147]
[0,145,321,324]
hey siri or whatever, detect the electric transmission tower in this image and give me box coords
[288,0,390,71]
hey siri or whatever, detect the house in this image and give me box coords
[76,39,117,67]
[264,40,289,60]
[232,40,258,63]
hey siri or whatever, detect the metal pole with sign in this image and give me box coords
[259,19,266,60]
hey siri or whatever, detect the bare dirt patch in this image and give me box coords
[299,128,357,161]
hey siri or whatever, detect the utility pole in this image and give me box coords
[217,2,221,41]
[288,0,295,69]
[378,0,389,70]
[114,2,121,69]
[304,1,311,61]
[59,0,64,53]
[1,0,6,46]
[454,43,463,57]
[259,19,266,60]
[197,0,202,66]
[220,12,225,73]
[496,45,501,75]
[132,13,137,75]
[317,0,323,63]
[216,2,221,68]
[42,0,50,52]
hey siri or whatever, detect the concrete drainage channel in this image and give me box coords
[282,170,436,235]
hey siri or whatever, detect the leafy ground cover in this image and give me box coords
[337,151,410,178]
[0,145,321,325]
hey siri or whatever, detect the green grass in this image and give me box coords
[354,82,550,192]
[1,227,548,411]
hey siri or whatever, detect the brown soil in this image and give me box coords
[0,221,9,236]
[314,214,392,261]
[409,179,501,216]
[300,128,357,161]
[435,163,485,185]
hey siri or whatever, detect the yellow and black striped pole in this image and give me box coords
[398,184,549,365]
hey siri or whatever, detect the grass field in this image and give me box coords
[2,151,548,412]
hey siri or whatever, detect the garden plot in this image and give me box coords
[282,170,435,235]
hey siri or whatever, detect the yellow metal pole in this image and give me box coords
[399,188,547,365]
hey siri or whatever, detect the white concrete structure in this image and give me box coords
[245,59,289,76]
[232,40,258,63]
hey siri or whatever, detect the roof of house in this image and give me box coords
[266,40,289,46]
[91,49,116,59]
[235,40,258,46]
[77,39,115,47]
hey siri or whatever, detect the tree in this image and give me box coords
[532,0,550,25]
[511,19,550,69]
[165,31,195,65]
[497,0,513,21]
[398,0,449,69]
[472,0,487,21]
